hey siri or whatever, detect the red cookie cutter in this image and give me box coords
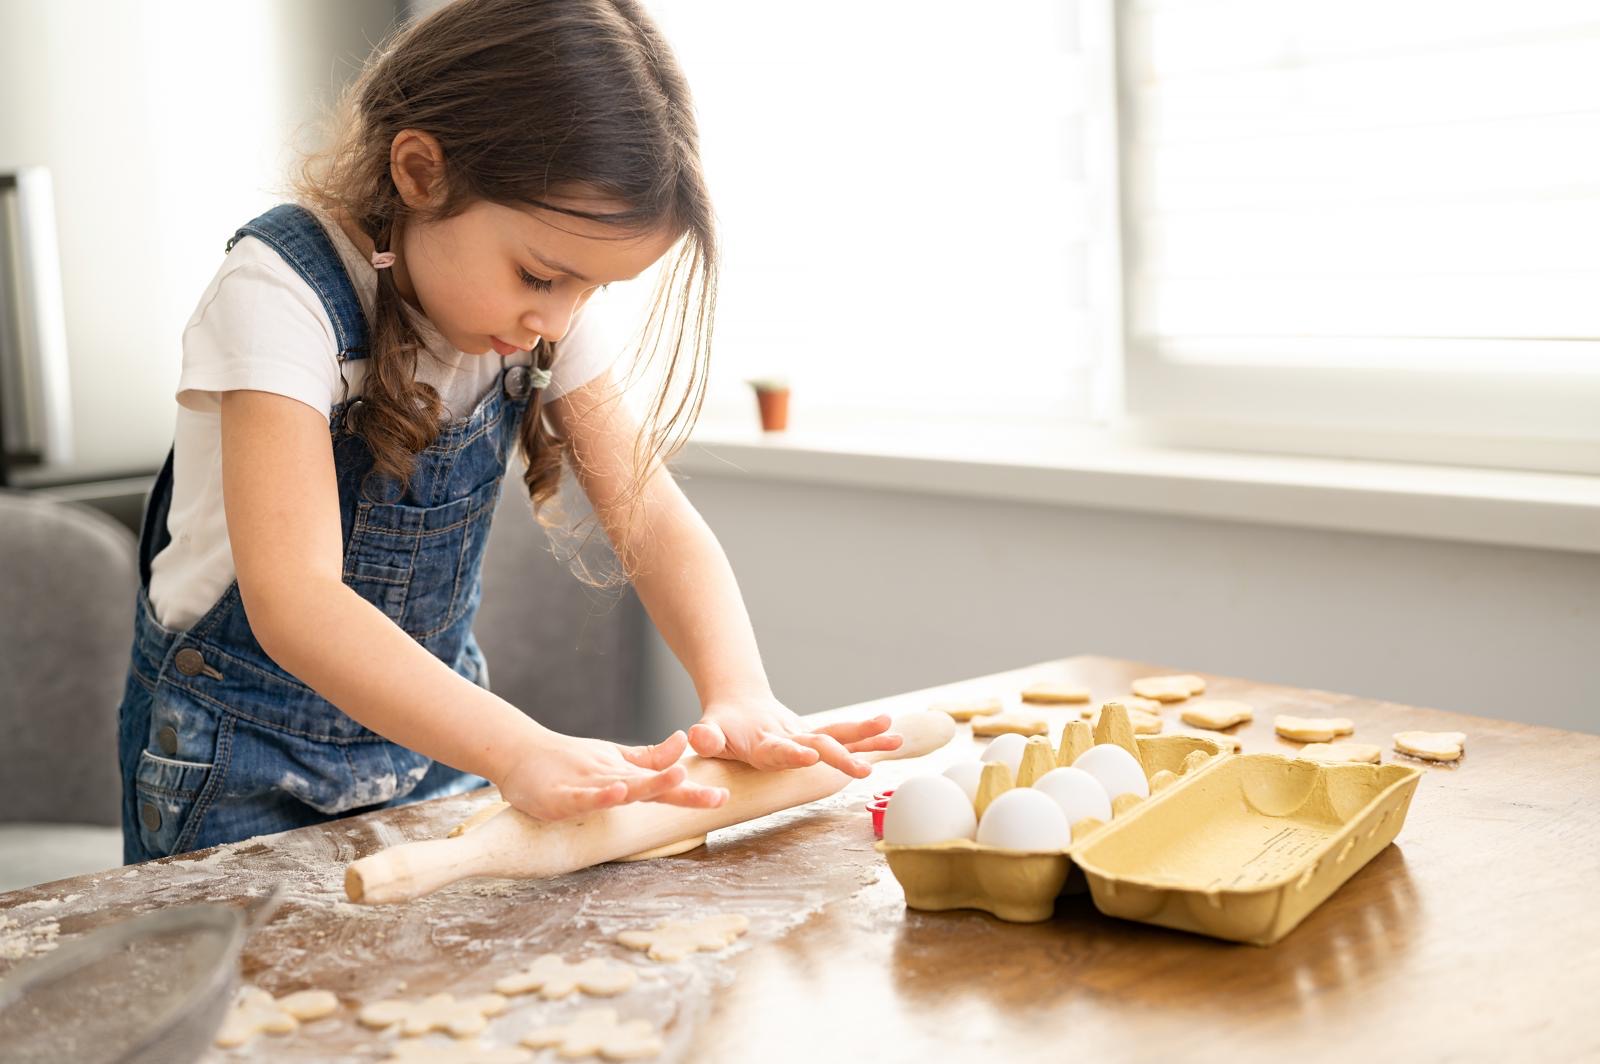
[866,789,895,839]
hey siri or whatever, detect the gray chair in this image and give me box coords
[474,467,647,745]
[0,490,134,892]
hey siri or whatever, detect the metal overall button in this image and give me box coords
[502,364,533,401]
[157,726,179,756]
[140,802,162,832]
[343,398,366,434]
[173,647,223,681]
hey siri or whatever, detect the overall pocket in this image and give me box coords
[343,475,501,639]
[131,684,228,858]
[132,750,216,857]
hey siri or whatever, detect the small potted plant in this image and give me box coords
[747,377,790,432]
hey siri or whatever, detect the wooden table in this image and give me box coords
[2,655,1596,1062]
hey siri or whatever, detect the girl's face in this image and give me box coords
[392,193,676,358]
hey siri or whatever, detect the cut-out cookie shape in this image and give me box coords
[616,914,749,962]
[929,696,1003,720]
[215,986,339,1048]
[1131,674,1206,702]
[1274,715,1355,743]
[1179,700,1253,730]
[494,955,638,999]
[359,993,508,1038]
[1020,682,1090,705]
[384,1041,532,1063]
[971,713,1048,737]
[1297,742,1381,764]
[1394,730,1466,762]
[522,1008,662,1060]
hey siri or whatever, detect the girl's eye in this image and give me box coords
[518,267,554,292]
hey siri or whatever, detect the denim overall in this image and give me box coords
[117,204,537,863]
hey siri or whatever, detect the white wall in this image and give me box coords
[0,0,399,478]
[643,475,1600,736]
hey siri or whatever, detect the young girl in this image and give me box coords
[117,0,896,863]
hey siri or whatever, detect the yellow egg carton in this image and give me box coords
[876,703,1424,944]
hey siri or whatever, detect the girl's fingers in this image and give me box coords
[811,714,893,744]
[751,734,820,771]
[621,730,688,770]
[556,780,629,817]
[616,763,688,804]
[842,733,903,755]
[647,782,730,809]
[791,732,870,778]
[687,720,728,758]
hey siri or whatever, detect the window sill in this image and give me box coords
[674,414,1600,556]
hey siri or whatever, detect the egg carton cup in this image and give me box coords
[876,703,1423,943]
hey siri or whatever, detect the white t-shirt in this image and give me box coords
[147,206,620,631]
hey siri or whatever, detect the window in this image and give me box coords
[1116,0,1600,472]
[653,1,1600,473]
[649,1,1106,423]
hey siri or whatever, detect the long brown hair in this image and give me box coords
[297,0,716,581]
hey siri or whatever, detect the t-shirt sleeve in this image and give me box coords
[544,287,629,401]
[176,236,344,417]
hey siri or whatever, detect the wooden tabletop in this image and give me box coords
[2,655,1596,1062]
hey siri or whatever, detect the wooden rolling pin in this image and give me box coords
[345,710,956,904]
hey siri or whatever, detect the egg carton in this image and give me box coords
[876,703,1423,944]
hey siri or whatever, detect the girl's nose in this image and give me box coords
[522,299,576,345]
[522,287,599,347]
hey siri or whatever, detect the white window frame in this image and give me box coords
[1105,0,1600,476]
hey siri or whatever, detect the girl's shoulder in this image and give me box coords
[175,223,349,419]
[185,233,342,353]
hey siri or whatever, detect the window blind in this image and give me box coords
[1120,0,1600,374]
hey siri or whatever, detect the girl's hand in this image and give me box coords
[687,696,903,778]
[496,729,728,821]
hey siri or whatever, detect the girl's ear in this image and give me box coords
[390,129,447,209]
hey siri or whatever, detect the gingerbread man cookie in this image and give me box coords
[616,914,749,962]
[929,696,1004,721]
[494,955,637,999]
[215,986,339,1048]
[1274,715,1356,742]
[1131,674,1206,702]
[522,1008,662,1060]
[384,1041,532,1063]
[971,713,1049,737]
[359,993,508,1038]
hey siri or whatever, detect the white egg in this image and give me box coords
[1032,767,1113,838]
[881,774,978,846]
[975,788,1072,851]
[1072,744,1150,801]
[941,760,986,802]
[979,732,1027,776]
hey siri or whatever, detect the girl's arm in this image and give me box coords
[219,389,727,818]
[550,375,899,777]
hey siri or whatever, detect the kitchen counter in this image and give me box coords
[1,655,1594,1062]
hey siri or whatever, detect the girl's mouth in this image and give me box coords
[489,336,520,356]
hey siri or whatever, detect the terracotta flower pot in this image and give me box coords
[753,387,790,432]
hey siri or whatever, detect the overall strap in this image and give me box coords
[137,446,175,589]
[140,207,371,586]
[226,204,370,362]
